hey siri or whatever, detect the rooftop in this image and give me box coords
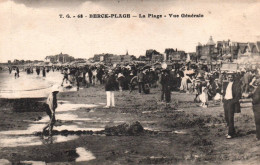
[206,36,215,46]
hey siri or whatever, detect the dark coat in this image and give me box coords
[252,86,260,105]
[137,72,145,82]
[160,72,171,86]
[243,72,252,84]
[105,74,118,91]
[222,79,242,113]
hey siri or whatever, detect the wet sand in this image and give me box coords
[0,74,260,164]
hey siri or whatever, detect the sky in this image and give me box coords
[0,0,260,62]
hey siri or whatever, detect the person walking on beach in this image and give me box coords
[14,68,17,79]
[75,68,80,91]
[36,67,40,76]
[61,68,70,86]
[42,67,46,77]
[16,67,19,78]
[43,86,59,136]
[8,67,12,74]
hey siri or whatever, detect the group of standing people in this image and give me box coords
[8,66,56,78]
[9,66,19,78]
[39,63,260,141]
[35,66,48,77]
[222,72,260,140]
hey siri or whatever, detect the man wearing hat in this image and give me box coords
[43,85,59,136]
[222,73,242,139]
[104,70,117,108]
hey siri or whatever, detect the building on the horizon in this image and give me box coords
[13,59,20,64]
[188,52,197,61]
[216,40,239,60]
[74,58,87,62]
[45,52,75,63]
[94,53,115,63]
[137,55,149,61]
[197,36,260,63]
[93,51,134,64]
[164,48,186,62]
[25,60,33,64]
[196,36,218,63]
[145,49,163,63]
[165,48,175,61]
[237,42,260,59]
[151,54,163,63]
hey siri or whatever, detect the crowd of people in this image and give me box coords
[6,62,260,140]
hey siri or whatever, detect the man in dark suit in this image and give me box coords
[222,73,242,139]
[160,69,172,104]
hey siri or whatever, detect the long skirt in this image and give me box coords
[199,92,208,104]
[180,77,188,91]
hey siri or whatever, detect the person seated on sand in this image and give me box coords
[43,85,59,136]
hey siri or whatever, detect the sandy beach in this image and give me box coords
[0,71,259,164]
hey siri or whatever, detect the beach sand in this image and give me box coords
[0,81,259,164]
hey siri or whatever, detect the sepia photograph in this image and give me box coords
[0,0,260,164]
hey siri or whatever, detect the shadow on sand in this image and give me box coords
[0,98,48,112]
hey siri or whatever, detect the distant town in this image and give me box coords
[1,36,260,67]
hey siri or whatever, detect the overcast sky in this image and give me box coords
[0,0,260,62]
